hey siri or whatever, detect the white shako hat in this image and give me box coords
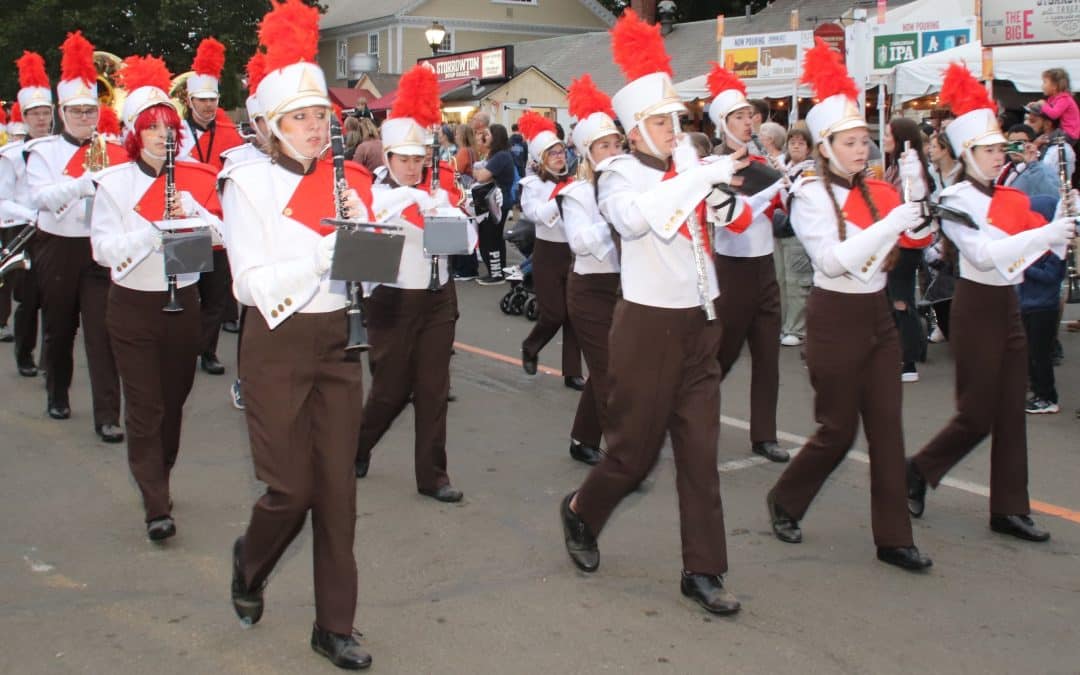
[16,51,54,112]
[56,31,99,108]
[255,0,331,126]
[381,63,441,157]
[187,37,225,99]
[705,63,752,136]
[801,37,866,146]
[567,74,620,158]
[608,9,685,141]
[518,110,562,163]
[117,55,178,129]
[939,63,1006,158]
[8,105,27,137]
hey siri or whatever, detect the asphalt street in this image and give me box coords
[2,279,1079,674]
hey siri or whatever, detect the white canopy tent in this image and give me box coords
[893,40,1080,102]
[675,75,810,102]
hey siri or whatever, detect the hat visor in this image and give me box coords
[60,96,99,108]
[969,130,1007,147]
[22,102,53,112]
[643,100,687,120]
[825,116,868,139]
[270,94,331,120]
[384,143,428,157]
[189,92,220,100]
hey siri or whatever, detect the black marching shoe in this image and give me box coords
[564,375,585,391]
[354,456,370,478]
[752,441,790,463]
[990,514,1050,542]
[680,572,741,615]
[569,440,604,466]
[146,516,176,542]
[906,459,927,518]
[17,358,38,377]
[200,353,225,375]
[47,402,71,420]
[876,546,933,571]
[95,423,124,443]
[311,624,372,670]
[522,349,538,375]
[419,484,463,503]
[231,536,265,626]
[766,491,802,543]
[221,320,240,334]
[560,492,599,572]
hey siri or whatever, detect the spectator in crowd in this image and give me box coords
[1000,123,1061,199]
[351,116,384,173]
[1027,105,1076,178]
[924,132,960,345]
[438,124,457,163]
[747,98,770,133]
[509,122,528,178]
[453,123,477,177]
[756,121,787,166]
[774,126,814,346]
[471,111,492,158]
[927,131,960,192]
[343,115,362,158]
[354,97,374,120]
[472,124,515,283]
[1020,195,1067,415]
[1034,68,1080,142]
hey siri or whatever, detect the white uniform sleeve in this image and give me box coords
[89,180,157,278]
[740,179,785,220]
[222,177,321,328]
[561,190,614,261]
[26,151,93,213]
[521,179,561,229]
[598,161,713,241]
[791,181,896,282]
[942,218,1049,282]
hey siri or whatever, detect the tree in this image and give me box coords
[0,0,324,110]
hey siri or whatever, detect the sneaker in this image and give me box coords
[780,334,804,347]
[230,380,245,410]
[505,268,524,281]
[476,274,505,286]
[0,325,12,342]
[901,363,919,383]
[1025,398,1059,414]
[929,326,945,343]
[502,264,520,277]
[454,272,478,282]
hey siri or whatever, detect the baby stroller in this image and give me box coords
[499,217,538,320]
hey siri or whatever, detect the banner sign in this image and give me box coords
[418,46,513,83]
[720,30,813,80]
[869,17,976,72]
[981,0,1080,46]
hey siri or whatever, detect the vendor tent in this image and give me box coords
[675,75,810,102]
[893,40,1080,102]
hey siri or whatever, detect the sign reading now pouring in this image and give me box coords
[981,0,1080,46]
[418,46,514,83]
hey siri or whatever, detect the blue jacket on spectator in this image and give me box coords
[1018,251,1066,313]
[1010,160,1062,201]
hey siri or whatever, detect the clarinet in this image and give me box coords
[427,128,441,291]
[1057,137,1080,299]
[162,128,183,313]
[329,115,370,356]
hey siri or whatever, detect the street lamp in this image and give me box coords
[657,1,677,36]
[425,21,447,56]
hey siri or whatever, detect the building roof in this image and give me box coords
[511,0,917,96]
[320,0,423,30]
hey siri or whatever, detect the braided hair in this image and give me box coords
[817,152,899,269]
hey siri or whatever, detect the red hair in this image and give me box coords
[124,104,183,160]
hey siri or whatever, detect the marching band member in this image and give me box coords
[6,104,28,142]
[555,74,622,466]
[0,51,53,376]
[25,31,126,440]
[221,1,374,668]
[353,64,472,504]
[180,37,244,377]
[518,111,585,390]
[90,56,222,541]
[906,64,1076,542]
[560,10,745,615]
[707,64,788,463]
[763,40,932,571]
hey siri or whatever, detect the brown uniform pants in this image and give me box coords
[106,284,199,522]
[566,272,619,448]
[1,225,40,366]
[715,253,781,445]
[522,238,582,378]
[238,309,364,635]
[34,231,120,425]
[770,288,913,547]
[197,248,232,357]
[910,280,1030,516]
[356,283,457,492]
[574,300,729,575]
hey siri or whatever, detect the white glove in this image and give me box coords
[698,155,738,189]
[578,221,614,259]
[178,191,198,218]
[76,175,96,198]
[898,148,927,201]
[1042,217,1078,249]
[343,188,367,220]
[672,135,700,174]
[0,201,36,224]
[1053,189,1080,219]
[138,226,163,253]
[313,230,337,275]
[882,201,925,235]
[38,176,94,212]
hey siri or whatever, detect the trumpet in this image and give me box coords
[1057,137,1080,303]
[0,223,37,287]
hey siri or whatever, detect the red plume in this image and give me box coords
[17,51,50,89]
[11,103,22,123]
[568,74,615,120]
[258,0,320,72]
[706,62,746,98]
[389,64,441,127]
[97,106,121,136]
[800,37,858,101]
[246,50,268,93]
[0,108,7,125]
[60,31,97,86]
[332,102,344,121]
[192,37,226,78]
[610,8,672,80]
[517,110,556,142]
[939,63,996,116]
[117,55,173,93]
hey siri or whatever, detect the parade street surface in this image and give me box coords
[3,281,1079,675]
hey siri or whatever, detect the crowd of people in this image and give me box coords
[0,2,1077,671]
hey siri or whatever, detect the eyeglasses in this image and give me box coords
[65,107,99,118]
[546,148,566,158]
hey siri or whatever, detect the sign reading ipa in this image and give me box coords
[874,33,917,69]
[981,0,1080,46]
[418,46,513,83]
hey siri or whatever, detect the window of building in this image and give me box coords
[368,33,379,55]
[435,30,454,54]
[335,39,348,79]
